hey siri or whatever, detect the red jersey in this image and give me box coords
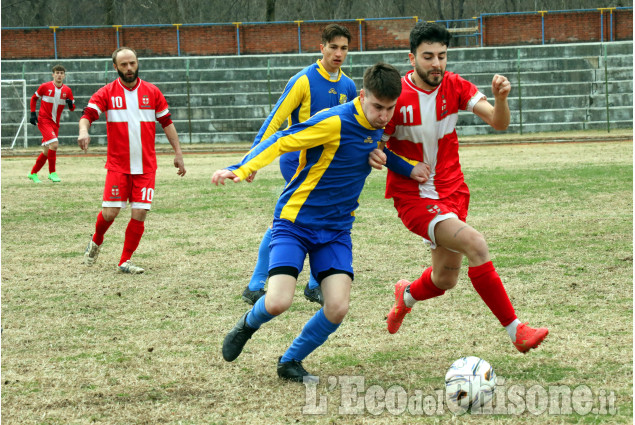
[30,81,75,125]
[84,78,170,174]
[383,70,485,200]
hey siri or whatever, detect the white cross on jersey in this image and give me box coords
[108,88,156,174]
[42,86,64,124]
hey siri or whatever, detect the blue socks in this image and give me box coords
[307,272,320,290]
[280,308,340,363]
[245,295,275,329]
[248,227,272,291]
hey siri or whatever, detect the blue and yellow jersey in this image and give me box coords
[229,97,383,231]
[251,60,358,149]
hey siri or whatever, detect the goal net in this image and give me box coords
[1,79,28,149]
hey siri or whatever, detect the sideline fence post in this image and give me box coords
[295,21,303,53]
[186,58,192,143]
[604,43,610,133]
[538,11,547,45]
[356,19,364,52]
[50,26,59,59]
[174,24,182,56]
[113,25,122,48]
[233,22,241,55]
[267,58,272,112]
[517,48,523,135]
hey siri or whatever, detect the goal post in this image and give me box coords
[1,79,28,149]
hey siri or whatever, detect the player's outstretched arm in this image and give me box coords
[212,169,241,186]
[78,118,91,152]
[473,74,511,131]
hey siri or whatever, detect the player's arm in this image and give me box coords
[29,87,41,125]
[162,123,186,177]
[78,88,107,152]
[78,117,92,151]
[472,74,511,131]
[66,89,76,111]
[369,141,430,183]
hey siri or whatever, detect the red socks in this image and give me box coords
[119,219,145,266]
[31,153,47,174]
[408,267,445,301]
[93,211,114,246]
[468,261,517,327]
[47,150,57,173]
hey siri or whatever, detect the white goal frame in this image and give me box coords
[1,79,28,149]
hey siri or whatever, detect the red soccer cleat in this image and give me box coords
[386,280,412,334]
[513,323,549,353]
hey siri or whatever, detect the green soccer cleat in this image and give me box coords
[48,172,61,182]
[28,173,42,183]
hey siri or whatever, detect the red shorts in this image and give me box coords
[102,170,156,210]
[393,184,470,249]
[38,119,59,145]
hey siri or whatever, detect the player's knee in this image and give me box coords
[265,296,292,316]
[464,231,489,262]
[324,300,349,323]
[101,209,119,221]
[434,274,459,290]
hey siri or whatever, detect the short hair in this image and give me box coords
[362,63,402,100]
[409,22,452,53]
[322,24,351,44]
[52,64,65,73]
[112,47,138,65]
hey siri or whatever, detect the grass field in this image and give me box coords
[1,140,632,424]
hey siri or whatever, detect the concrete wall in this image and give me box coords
[1,41,632,147]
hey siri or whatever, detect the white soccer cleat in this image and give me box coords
[118,260,144,274]
[83,237,101,265]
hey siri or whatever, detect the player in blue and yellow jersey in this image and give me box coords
[241,24,358,307]
[214,63,430,382]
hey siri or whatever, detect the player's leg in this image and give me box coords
[28,135,51,182]
[223,220,306,362]
[278,232,352,382]
[46,140,60,182]
[435,217,548,352]
[242,226,272,305]
[117,173,153,274]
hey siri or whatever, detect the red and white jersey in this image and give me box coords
[383,70,485,200]
[86,78,169,174]
[30,81,74,124]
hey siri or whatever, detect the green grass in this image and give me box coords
[1,141,632,424]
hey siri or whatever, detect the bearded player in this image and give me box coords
[370,22,548,353]
[78,47,186,274]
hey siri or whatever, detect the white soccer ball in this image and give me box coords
[445,356,497,414]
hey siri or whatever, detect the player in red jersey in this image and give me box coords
[28,64,75,183]
[78,47,186,274]
[370,22,548,353]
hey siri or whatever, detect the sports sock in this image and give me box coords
[119,218,145,266]
[245,295,275,329]
[47,150,57,173]
[406,267,445,307]
[280,308,340,363]
[92,211,114,246]
[505,319,522,342]
[307,271,320,290]
[248,227,272,291]
[468,261,517,327]
[31,153,47,174]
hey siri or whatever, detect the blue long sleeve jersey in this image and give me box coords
[229,97,383,231]
[250,60,358,149]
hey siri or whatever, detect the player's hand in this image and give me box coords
[78,131,90,152]
[212,169,241,186]
[29,112,38,126]
[491,74,511,100]
[245,170,257,183]
[410,162,431,183]
[174,154,186,177]
[66,99,73,110]
[368,148,387,170]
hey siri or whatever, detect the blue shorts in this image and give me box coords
[269,218,353,283]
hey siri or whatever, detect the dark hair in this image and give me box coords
[112,47,138,65]
[51,64,65,73]
[363,63,402,100]
[409,22,452,53]
[322,24,351,44]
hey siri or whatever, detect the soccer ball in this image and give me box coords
[445,356,497,414]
